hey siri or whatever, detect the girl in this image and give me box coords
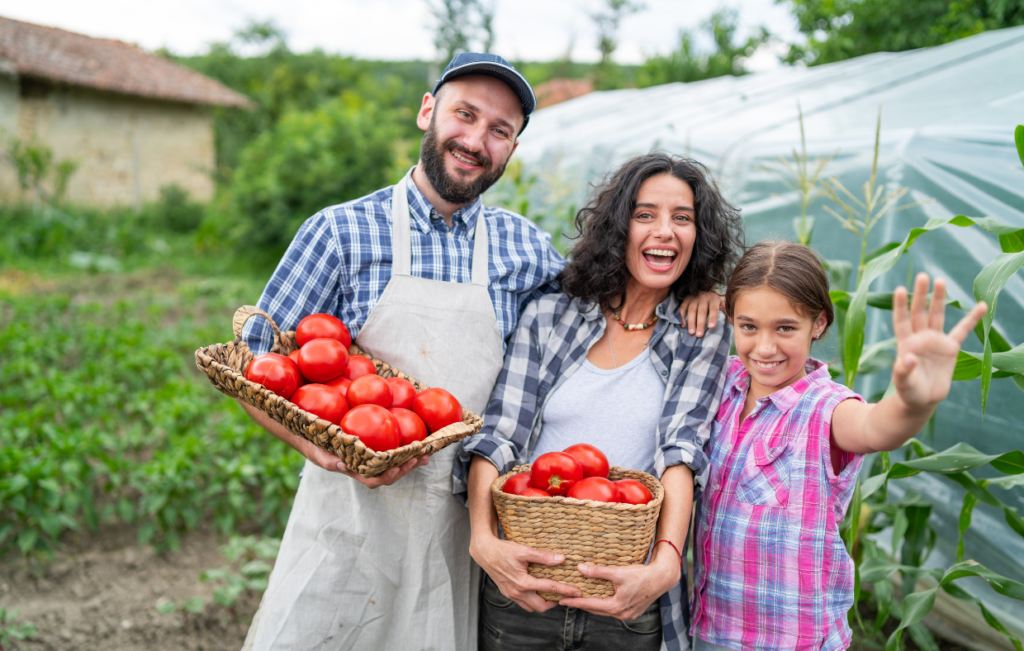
[691,240,987,651]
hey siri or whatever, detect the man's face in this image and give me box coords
[417,75,524,205]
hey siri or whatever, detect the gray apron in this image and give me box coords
[244,170,504,651]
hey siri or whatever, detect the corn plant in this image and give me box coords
[757,102,837,246]
[0,608,36,651]
[804,119,1024,649]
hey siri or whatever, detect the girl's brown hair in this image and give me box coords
[724,240,835,337]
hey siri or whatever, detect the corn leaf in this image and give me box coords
[974,251,1024,413]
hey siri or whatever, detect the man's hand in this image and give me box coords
[237,398,428,488]
[338,455,430,488]
[679,290,724,337]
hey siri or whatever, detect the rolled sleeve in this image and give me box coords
[655,319,731,487]
[453,299,544,504]
[242,212,343,354]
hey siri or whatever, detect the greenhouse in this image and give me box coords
[503,25,1024,646]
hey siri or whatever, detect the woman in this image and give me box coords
[454,153,744,651]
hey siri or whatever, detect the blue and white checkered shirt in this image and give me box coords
[242,178,565,354]
[453,291,731,651]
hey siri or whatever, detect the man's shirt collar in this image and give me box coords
[405,172,483,235]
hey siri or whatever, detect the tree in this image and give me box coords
[426,0,496,65]
[589,0,645,90]
[637,9,770,87]
[778,0,1024,65]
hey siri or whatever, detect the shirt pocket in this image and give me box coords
[735,435,792,508]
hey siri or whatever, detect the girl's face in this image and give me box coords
[625,174,697,293]
[731,286,828,398]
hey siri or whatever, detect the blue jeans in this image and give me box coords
[479,574,662,651]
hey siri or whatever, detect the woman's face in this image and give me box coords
[625,173,697,292]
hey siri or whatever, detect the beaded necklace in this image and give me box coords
[611,309,658,331]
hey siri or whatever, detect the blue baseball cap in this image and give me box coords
[433,53,537,132]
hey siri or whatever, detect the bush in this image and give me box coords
[150,184,206,233]
[215,95,401,252]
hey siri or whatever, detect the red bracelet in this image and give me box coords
[653,539,683,568]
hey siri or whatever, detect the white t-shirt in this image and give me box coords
[530,349,663,475]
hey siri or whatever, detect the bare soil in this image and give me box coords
[1,526,260,651]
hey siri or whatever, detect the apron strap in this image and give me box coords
[391,169,414,277]
[391,167,490,286]
[471,211,489,287]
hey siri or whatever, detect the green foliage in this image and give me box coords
[213,95,401,252]
[0,135,79,205]
[637,9,770,87]
[152,184,206,234]
[199,536,279,620]
[0,267,301,558]
[0,608,37,650]
[778,0,1024,65]
[172,23,430,178]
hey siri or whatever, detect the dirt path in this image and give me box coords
[1,526,261,651]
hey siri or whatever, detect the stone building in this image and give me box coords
[0,15,251,207]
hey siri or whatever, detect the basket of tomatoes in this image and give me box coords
[194,306,483,478]
[490,444,664,600]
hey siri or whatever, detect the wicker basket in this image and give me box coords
[491,464,664,600]
[194,306,483,478]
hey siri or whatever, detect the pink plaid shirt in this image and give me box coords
[691,357,864,651]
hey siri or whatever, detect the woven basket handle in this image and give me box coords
[232,306,284,354]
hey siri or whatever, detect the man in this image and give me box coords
[238,53,564,651]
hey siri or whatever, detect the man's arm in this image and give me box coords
[238,400,426,488]
[239,211,426,488]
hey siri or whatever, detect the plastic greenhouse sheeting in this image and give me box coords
[500,25,1024,629]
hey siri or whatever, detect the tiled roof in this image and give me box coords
[0,15,253,108]
[535,78,593,109]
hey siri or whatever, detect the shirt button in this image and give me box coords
[446,231,454,239]
[660,370,668,377]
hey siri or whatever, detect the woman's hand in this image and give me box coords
[891,273,987,409]
[678,290,724,337]
[558,550,680,620]
[470,534,580,613]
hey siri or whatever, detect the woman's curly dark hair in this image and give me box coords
[559,152,744,308]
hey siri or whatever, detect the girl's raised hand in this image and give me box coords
[891,273,987,409]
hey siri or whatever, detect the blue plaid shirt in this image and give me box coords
[242,178,565,354]
[454,291,731,651]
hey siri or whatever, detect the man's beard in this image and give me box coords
[419,119,508,205]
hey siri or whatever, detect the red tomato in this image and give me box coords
[297,338,349,383]
[345,355,377,380]
[519,488,552,498]
[325,376,351,399]
[341,404,401,453]
[347,375,393,408]
[502,472,533,495]
[563,443,610,479]
[290,384,348,424]
[530,452,583,496]
[295,313,351,349]
[389,408,429,447]
[287,349,307,385]
[567,477,619,503]
[412,388,462,433]
[614,479,654,505]
[386,377,418,410]
[245,353,303,400]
